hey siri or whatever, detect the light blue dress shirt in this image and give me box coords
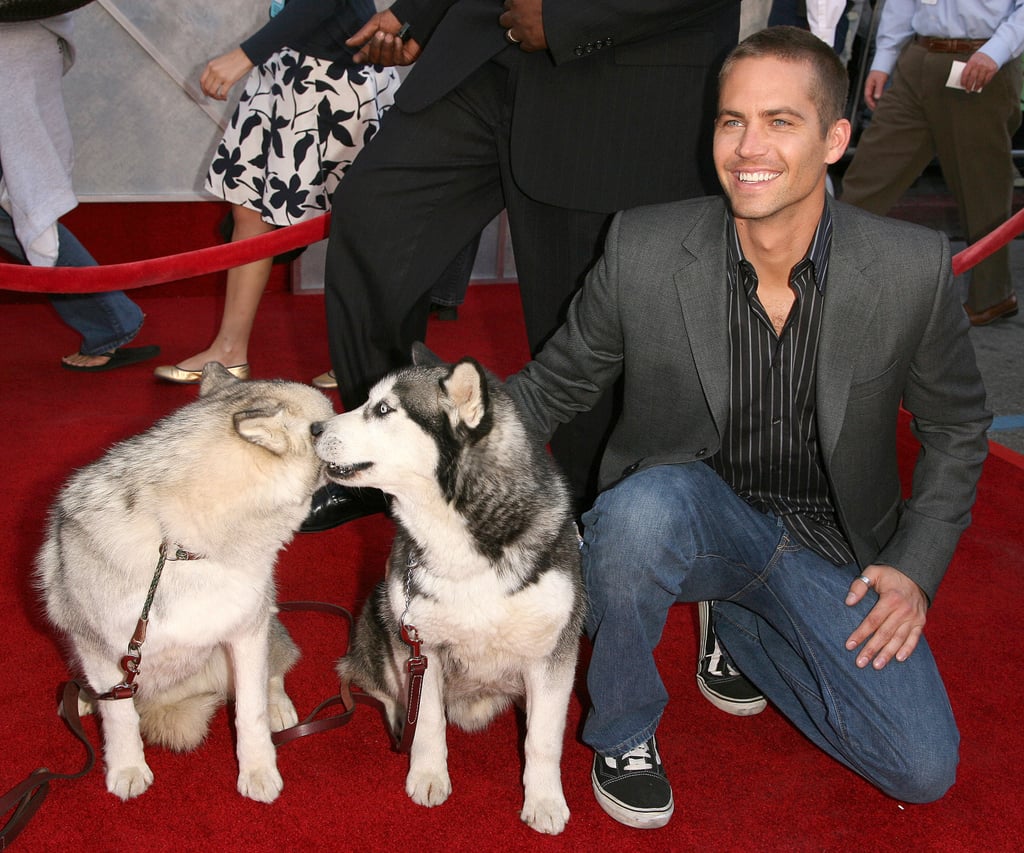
[871,0,1024,72]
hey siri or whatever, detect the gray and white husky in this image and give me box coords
[36,364,335,803]
[312,344,585,835]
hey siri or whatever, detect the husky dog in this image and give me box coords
[313,344,585,835]
[36,364,335,803]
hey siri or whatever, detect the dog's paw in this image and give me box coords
[405,768,451,807]
[106,764,154,800]
[267,693,299,732]
[237,765,284,803]
[521,796,570,835]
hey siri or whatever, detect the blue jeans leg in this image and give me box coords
[581,462,785,755]
[0,210,143,355]
[47,224,144,355]
[581,462,958,802]
[713,574,958,802]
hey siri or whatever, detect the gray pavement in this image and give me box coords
[961,239,1024,457]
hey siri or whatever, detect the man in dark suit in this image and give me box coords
[507,26,990,829]
[308,0,741,524]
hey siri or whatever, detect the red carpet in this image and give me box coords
[1,284,1022,852]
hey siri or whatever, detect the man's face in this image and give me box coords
[714,56,849,224]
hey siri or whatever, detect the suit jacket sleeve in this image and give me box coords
[871,230,991,601]
[390,0,457,44]
[506,211,629,440]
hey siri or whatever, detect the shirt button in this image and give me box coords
[695,448,708,458]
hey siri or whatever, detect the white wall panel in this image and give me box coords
[65,0,266,199]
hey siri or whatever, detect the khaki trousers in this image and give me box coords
[842,40,1022,311]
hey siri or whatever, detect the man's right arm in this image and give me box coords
[507,213,629,441]
[869,0,915,75]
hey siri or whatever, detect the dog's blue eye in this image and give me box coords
[377,401,391,416]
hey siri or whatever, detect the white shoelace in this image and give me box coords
[621,742,654,772]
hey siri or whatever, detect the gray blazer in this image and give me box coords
[507,196,991,601]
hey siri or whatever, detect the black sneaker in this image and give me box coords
[696,600,767,716]
[591,736,674,829]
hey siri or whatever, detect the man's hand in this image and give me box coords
[845,564,928,670]
[499,0,547,52]
[961,51,998,93]
[863,70,889,110]
[346,10,422,66]
[200,48,255,100]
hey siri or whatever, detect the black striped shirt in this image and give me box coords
[706,206,854,566]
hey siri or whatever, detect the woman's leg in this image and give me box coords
[168,204,274,371]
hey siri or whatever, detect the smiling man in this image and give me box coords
[507,26,990,829]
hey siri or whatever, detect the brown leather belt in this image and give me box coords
[915,35,988,53]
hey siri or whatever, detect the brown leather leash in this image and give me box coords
[0,680,97,850]
[0,598,426,848]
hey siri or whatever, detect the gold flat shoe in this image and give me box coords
[311,369,337,389]
[154,363,250,384]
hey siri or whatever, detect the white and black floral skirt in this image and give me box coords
[205,48,399,225]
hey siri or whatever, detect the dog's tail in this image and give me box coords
[137,693,220,752]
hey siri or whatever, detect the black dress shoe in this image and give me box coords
[299,483,389,532]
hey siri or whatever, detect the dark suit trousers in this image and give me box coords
[324,51,613,507]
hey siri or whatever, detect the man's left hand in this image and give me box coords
[499,0,547,52]
[961,51,998,93]
[844,564,928,670]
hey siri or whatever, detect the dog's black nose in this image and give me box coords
[310,421,325,437]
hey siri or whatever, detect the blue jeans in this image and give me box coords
[581,462,958,803]
[0,208,143,355]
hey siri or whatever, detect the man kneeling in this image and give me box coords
[507,25,989,829]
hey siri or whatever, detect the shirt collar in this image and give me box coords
[726,200,834,294]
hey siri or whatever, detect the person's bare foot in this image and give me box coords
[62,351,112,369]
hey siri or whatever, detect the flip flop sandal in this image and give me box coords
[61,345,161,373]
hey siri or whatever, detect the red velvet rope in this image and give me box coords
[1,205,1021,293]
[950,207,1024,276]
[0,213,331,293]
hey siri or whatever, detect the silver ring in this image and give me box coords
[506,28,521,44]
[857,575,873,587]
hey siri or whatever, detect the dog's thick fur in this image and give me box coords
[36,364,335,803]
[313,344,585,835]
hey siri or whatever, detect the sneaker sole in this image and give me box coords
[591,767,674,829]
[696,678,768,716]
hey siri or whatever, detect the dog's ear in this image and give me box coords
[199,362,239,397]
[233,405,292,455]
[412,342,444,366]
[442,359,488,430]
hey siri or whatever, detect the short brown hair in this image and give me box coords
[720,26,849,136]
